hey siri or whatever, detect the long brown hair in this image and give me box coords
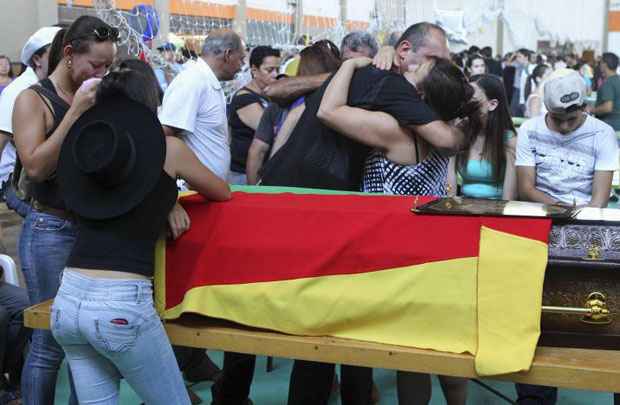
[297,40,341,77]
[460,74,515,186]
[418,58,483,149]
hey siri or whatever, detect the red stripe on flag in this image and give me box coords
[165,192,551,309]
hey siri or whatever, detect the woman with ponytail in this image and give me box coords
[447,74,518,200]
[13,15,118,404]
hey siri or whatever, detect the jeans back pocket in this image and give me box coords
[32,214,68,232]
[94,316,141,353]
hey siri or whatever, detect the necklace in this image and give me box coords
[52,78,74,101]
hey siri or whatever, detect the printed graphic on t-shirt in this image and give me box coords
[528,130,597,204]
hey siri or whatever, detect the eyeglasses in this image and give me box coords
[70,27,120,43]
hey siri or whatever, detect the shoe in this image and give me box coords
[184,353,222,383]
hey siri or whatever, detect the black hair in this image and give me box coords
[466,74,516,186]
[419,58,483,146]
[451,53,464,69]
[524,64,549,101]
[396,22,446,52]
[47,28,67,74]
[480,46,493,58]
[117,58,163,104]
[63,15,118,55]
[535,54,544,66]
[517,48,531,58]
[602,52,619,71]
[249,46,281,68]
[469,45,480,54]
[97,69,160,113]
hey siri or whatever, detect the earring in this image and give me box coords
[66,59,72,69]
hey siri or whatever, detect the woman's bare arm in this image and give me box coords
[13,81,98,181]
[502,136,518,200]
[317,58,410,151]
[164,136,230,202]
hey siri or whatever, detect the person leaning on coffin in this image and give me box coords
[516,68,619,209]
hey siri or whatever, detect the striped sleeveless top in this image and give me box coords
[361,150,448,196]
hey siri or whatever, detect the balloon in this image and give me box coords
[126,4,160,42]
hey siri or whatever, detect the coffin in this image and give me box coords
[542,210,620,350]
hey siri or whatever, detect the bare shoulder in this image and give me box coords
[14,88,43,112]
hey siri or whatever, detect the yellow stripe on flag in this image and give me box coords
[154,236,167,315]
[162,257,479,355]
[476,226,548,376]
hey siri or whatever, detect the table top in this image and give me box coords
[25,300,620,393]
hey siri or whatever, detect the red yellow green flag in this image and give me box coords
[155,187,551,376]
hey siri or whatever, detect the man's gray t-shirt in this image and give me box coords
[596,75,620,130]
[516,114,619,205]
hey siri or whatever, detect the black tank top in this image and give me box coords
[66,173,178,277]
[29,79,70,210]
[228,87,268,173]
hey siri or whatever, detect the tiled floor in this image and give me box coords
[54,352,615,404]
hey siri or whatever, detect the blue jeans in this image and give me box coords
[51,270,190,405]
[4,184,32,218]
[19,210,78,405]
[0,281,30,386]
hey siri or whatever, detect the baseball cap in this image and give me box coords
[543,68,586,113]
[157,42,176,52]
[21,26,62,66]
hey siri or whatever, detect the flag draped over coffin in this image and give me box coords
[154,186,551,376]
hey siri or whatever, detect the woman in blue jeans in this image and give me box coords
[12,16,118,404]
[51,68,230,404]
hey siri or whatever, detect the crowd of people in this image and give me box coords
[0,13,618,405]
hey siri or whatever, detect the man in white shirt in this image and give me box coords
[517,68,619,210]
[0,26,60,214]
[160,29,245,181]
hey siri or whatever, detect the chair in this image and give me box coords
[0,254,18,286]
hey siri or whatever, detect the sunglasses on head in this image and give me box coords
[311,40,341,58]
[70,27,120,43]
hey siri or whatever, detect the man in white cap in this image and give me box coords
[516,68,619,209]
[0,26,61,215]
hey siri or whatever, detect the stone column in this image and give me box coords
[154,0,170,48]
[234,0,248,40]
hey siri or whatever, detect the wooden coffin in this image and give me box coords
[541,213,620,350]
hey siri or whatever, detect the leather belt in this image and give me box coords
[32,200,73,221]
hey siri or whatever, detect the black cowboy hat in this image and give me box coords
[58,96,165,220]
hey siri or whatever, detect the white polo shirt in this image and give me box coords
[159,57,230,181]
[0,67,39,184]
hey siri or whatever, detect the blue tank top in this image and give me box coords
[460,160,503,199]
[459,131,515,199]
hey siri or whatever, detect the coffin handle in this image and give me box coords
[541,292,611,325]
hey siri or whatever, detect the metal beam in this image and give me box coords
[603,0,611,53]
[234,0,248,40]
